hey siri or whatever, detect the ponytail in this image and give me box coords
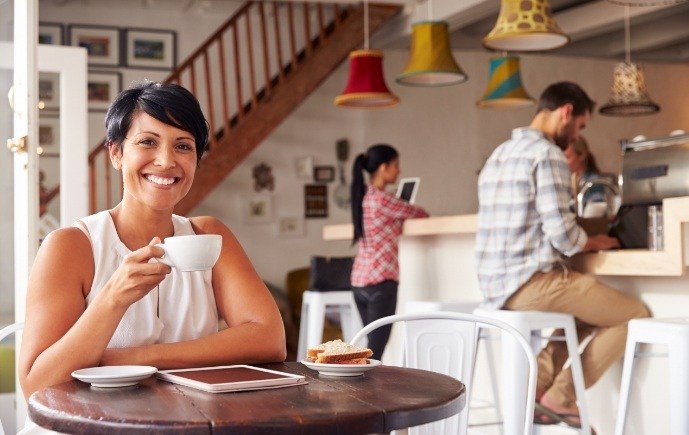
[351,154,367,244]
[350,144,399,245]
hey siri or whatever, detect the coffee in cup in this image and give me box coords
[156,234,222,271]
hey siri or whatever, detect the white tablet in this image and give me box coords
[396,177,420,204]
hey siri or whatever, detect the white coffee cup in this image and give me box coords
[155,234,222,272]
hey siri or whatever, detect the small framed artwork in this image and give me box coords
[295,156,314,180]
[68,24,121,67]
[304,184,328,218]
[314,165,335,183]
[124,28,177,70]
[39,22,64,45]
[38,116,60,150]
[278,217,305,238]
[244,195,273,224]
[38,72,60,112]
[88,71,122,112]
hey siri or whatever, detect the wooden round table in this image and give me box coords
[29,362,466,434]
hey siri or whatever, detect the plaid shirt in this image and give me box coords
[475,127,587,308]
[351,185,429,287]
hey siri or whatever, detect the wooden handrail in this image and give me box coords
[75,1,399,215]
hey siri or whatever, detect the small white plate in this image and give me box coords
[72,365,158,388]
[301,359,381,377]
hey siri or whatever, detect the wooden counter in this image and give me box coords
[324,196,689,277]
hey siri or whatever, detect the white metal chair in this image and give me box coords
[615,317,689,435]
[0,322,24,435]
[350,312,537,435]
[474,309,592,435]
[296,290,364,361]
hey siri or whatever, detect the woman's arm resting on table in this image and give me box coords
[100,217,287,368]
[18,228,170,398]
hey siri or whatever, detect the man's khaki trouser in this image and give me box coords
[503,267,650,407]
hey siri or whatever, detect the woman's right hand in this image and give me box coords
[101,237,171,309]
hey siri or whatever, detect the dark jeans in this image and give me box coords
[352,280,398,359]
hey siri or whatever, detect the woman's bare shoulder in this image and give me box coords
[190,215,229,235]
[38,226,93,266]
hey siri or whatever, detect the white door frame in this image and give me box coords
[1,2,87,428]
[0,42,88,318]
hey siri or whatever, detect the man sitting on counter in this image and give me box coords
[475,81,650,428]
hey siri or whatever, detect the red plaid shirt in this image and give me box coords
[351,185,429,287]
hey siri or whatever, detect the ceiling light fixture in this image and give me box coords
[334,0,399,108]
[599,6,660,116]
[395,1,467,87]
[483,0,569,52]
[476,55,534,109]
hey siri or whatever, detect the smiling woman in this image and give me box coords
[18,81,287,432]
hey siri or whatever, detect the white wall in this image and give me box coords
[2,1,688,311]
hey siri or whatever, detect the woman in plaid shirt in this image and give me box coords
[350,144,429,358]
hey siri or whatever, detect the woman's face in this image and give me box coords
[381,158,400,184]
[564,145,586,175]
[110,111,198,211]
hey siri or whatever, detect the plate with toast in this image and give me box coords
[302,339,379,377]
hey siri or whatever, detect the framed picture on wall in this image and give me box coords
[278,217,305,238]
[314,165,335,182]
[68,24,121,67]
[88,71,122,112]
[39,22,64,45]
[38,116,60,150]
[243,195,273,224]
[304,184,328,218]
[124,28,177,70]
[38,72,60,112]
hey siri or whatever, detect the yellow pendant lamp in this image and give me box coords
[334,0,398,108]
[483,0,569,52]
[396,21,468,87]
[476,55,534,109]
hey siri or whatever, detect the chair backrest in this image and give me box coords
[0,322,24,435]
[350,312,536,435]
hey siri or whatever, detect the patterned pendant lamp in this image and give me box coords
[334,0,399,108]
[476,55,534,109]
[483,0,569,52]
[599,6,660,116]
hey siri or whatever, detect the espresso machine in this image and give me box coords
[610,132,689,248]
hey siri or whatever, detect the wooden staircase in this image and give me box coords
[83,1,402,216]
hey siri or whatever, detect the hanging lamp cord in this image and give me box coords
[624,5,631,64]
[364,0,369,49]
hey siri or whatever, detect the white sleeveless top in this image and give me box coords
[76,210,219,347]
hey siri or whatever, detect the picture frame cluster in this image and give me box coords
[38,22,178,113]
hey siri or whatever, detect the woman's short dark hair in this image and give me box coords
[105,81,209,162]
[536,81,596,117]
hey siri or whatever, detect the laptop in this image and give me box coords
[396,177,420,204]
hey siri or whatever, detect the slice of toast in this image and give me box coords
[307,339,373,364]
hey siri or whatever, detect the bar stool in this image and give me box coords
[615,317,689,435]
[405,300,503,431]
[296,290,363,361]
[474,308,592,435]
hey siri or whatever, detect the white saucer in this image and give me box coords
[72,365,158,388]
[301,359,381,377]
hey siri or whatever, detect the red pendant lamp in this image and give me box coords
[334,0,399,108]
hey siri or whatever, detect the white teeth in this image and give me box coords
[146,175,176,185]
